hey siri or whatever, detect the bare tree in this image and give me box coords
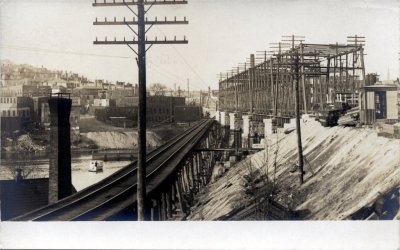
[149,83,168,96]
[5,151,41,180]
[239,132,282,220]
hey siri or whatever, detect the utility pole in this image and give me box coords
[285,39,317,185]
[282,35,305,111]
[347,35,366,88]
[269,42,290,117]
[233,68,239,112]
[187,78,190,102]
[93,0,188,221]
[293,55,304,184]
[199,90,202,108]
[207,86,211,109]
[276,36,311,185]
[249,54,255,115]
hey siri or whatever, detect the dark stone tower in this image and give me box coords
[48,97,72,204]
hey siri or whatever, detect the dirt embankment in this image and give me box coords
[188,118,400,220]
[78,115,128,133]
[77,116,185,149]
[80,131,162,150]
[3,116,186,152]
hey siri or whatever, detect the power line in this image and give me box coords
[93,0,188,221]
[154,25,208,89]
[1,44,204,90]
[148,61,204,90]
[0,45,133,59]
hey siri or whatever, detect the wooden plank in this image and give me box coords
[366,91,375,110]
[161,193,167,220]
[157,198,162,221]
[386,91,398,119]
[166,188,172,219]
[175,180,185,215]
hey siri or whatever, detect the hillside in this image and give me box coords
[188,117,400,220]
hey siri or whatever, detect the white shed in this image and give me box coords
[359,84,398,125]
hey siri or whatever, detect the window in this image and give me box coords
[7,110,10,116]
[12,110,15,116]
[2,111,6,117]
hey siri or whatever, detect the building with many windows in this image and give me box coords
[0,96,33,134]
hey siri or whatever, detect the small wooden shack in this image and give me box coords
[359,84,398,125]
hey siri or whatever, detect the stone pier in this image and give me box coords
[228,112,242,155]
[229,113,236,131]
[215,110,220,122]
[242,115,251,148]
[263,118,274,137]
[220,111,230,127]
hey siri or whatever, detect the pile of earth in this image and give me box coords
[188,117,400,220]
[80,131,163,149]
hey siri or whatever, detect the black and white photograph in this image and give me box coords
[0,0,399,249]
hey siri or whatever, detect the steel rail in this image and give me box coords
[12,120,208,221]
[69,119,213,220]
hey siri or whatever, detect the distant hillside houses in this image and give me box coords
[0,60,201,135]
[0,60,138,136]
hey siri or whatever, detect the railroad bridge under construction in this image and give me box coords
[13,119,227,221]
[9,36,377,221]
[217,36,375,144]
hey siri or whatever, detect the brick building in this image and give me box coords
[145,96,185,123]
[0,96,34,134]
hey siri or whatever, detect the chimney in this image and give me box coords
[48,96,72,204]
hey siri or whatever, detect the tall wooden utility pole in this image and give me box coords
[347,35,366,88]
[293,55,304,184]
[269,42,290,117]
[92,0,188,221]
[249,54,255,114]
[187,78,190,101]
[136,0,147,220]
[233,68,239,112]
[282,35,305,112]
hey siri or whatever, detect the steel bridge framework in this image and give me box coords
[218,37,367,117]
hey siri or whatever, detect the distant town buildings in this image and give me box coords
[0,61,135,135]
[0,60,203,136]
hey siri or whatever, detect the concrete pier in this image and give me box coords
[229,113,236,131]
[242,115,251,147]
[263,118,273,137]
[220,111,230,127]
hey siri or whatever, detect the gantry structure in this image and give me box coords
[218,35,366,117]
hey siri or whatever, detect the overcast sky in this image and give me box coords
[0,0,398,90]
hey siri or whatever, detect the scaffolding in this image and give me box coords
[218,35,366,117]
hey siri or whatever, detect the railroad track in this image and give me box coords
[13,119,214,221]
